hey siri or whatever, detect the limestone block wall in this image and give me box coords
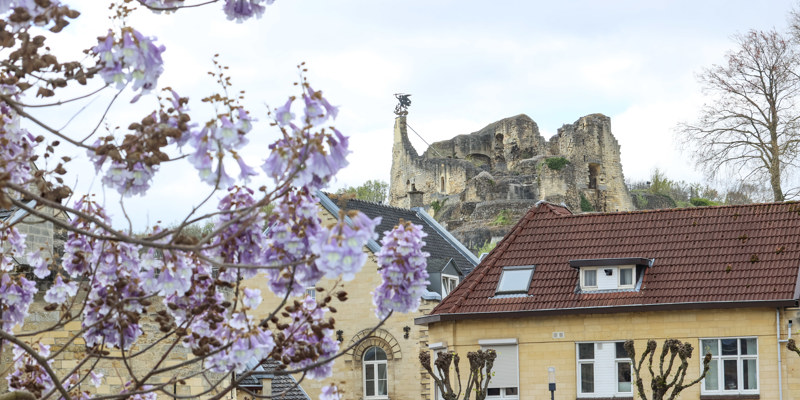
[425,307,799,400]
[2,292,230,399]
[246,209,440,400]
[389,113,633,216]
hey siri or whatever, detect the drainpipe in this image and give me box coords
[777,308,787,400]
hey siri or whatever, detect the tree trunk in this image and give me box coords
[770,159,784,201]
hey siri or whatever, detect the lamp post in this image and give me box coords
[548,367,556,400]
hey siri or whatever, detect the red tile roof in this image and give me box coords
[424,201,800,321]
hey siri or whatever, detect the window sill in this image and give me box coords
[700,395,759,400]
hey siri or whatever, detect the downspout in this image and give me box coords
[777,308,787,400]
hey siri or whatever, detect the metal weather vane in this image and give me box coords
[394,93,411,115]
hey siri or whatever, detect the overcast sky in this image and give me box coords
[33,0,799,230]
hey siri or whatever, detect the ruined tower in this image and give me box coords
[389,113,634,249]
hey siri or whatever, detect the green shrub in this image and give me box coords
[690,197,719,207]
[476,240,497,255]
[580,194,594,212]
[492,209,512,226]
[545,157,569,171]
[431,198,447,214]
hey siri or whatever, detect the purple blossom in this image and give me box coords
[43,275,78,304]
[0,273,36,330]
[90,371,103,388]
[320,385,341,400]
[274,97,295,126]
[264,190,325,296]
[242,287,262,309]
[7,343,55,395]
[92,28,165,101]
[279,297,339,379]
[312,211,380,280]
[372,222,430,319]
[223,0,267,22]
[28,249,50,279]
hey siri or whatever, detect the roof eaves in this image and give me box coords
[315,191,380,253]
[412,207,479,267]
[417,299,799,325]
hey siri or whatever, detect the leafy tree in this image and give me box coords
[419,349,496,400]
[678,29,800,202]
[625,339,711,400]
[335,179,389,203]
[0,2,428,400]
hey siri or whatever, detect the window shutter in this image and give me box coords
[480,344,518,389]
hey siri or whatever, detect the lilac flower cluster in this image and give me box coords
[278,296,339,379]
[185,107,256,187]
[311,211,380,281]
[212,186,267,282]
[6,343,54,396]
[0,85,37,189]
[262,87,347,192]
[92,28,165,101]
[0,226,36,331]
[373,222,430,319]
[0,0,64,30]
[89,90,191,197]
[264,189,324,297]
[224,0,274,22]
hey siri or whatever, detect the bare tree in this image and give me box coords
[678,29,800,201]
[419,349,496,400]
[625,339,711,400]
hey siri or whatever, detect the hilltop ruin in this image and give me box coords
[389,113,634,249]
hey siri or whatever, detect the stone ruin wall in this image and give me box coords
[389,113,634,250]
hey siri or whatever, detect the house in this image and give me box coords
[245,192,478,400]
[236,359,310,400]
[416,201,800,400]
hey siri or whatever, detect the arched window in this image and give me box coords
[363,346,388,399]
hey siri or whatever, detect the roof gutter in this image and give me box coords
[415,298,799,325]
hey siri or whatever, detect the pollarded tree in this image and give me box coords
[625,339,711,400]
[0,2,430,400]
[419,349,496,400]
[678,29,800,202]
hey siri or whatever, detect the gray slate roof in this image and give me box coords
[238,359,310,400]
[317,192,479,277]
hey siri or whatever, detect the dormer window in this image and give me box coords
[570,258,653,292]
[442,274,459,297]
[581,268,598,289]
[618,267,634,289]
[495,266,534,295]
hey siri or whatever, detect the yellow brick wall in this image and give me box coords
[245,209,439,400]
[426,307,800,399]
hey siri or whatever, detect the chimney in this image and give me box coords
[408,184,424,208]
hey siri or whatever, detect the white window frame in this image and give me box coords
[700,337,759,396]
[486,387,518,399]
[495,266,534,295]
[441,274,459,297]
[576,341,632,398]
[580,267,598,291]
[429,342,448,400]
[479,338,519,400]
[618,267,634,289]
[305,286,316,300]
[363,347,389,400]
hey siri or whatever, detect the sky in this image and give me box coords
[26,0,800,230]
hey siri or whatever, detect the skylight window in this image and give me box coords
[495,266,534,295]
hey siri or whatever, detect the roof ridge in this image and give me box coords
[567,200,800,218]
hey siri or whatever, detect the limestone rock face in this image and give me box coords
[389,113,634,251]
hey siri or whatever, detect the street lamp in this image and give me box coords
[548,367,556,400]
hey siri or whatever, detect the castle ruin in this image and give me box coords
[389,113,634,249]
